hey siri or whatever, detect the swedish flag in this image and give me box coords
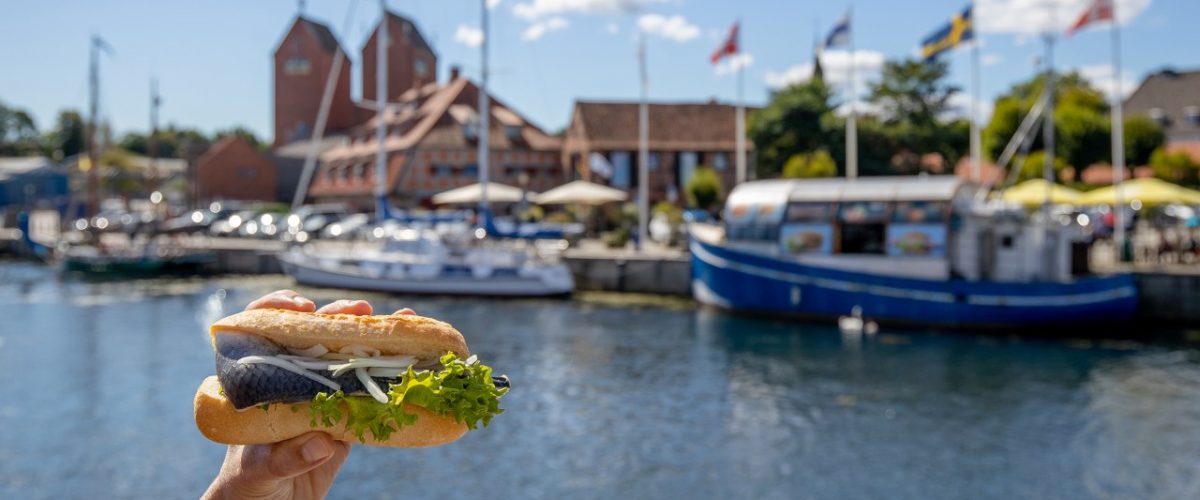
[921,5,974,61]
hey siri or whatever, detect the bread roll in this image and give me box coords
[194,376,468,447]
[210,308,469,360]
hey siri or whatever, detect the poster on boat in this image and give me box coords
[886,224,947,257]
[780,223,833,254]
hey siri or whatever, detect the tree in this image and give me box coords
[747,78,838,178]
[1123,116,1164,166]
[869,58,959,128]
[213,126,265,151]
[47,109,86,158]
[686,166,724,211]
[1149,147,1200,186]
[1018,151,1068,182]
[0,102,42,155]
[782,150,837,178]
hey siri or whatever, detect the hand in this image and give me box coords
[202,290,414,500]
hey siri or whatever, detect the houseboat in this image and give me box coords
[689,176,1137,329]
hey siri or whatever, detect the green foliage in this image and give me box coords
[869,58,959,128]
[308,352,508,443]
[653,200,683,224]
[1123,116,1165,166]
[747,78,838,178]
[782,150,837,178]
[48,110,86,158]
[0,101,42,155]
[1149,147,1200,185]
[213,126,266,151]
[1018,151,1069,182]
[685,166,724,210]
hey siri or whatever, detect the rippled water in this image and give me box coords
[2,261,1199,499]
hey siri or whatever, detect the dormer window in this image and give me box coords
[1185,106,1200,127]
[284,57,311,75]
[505,125,521,142]
[414,59,428,78]
[1149,108,1171,127]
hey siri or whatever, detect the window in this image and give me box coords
[712,152,729,171]
[838,201,890,223]
[891,201,947,223]
[463,164,479,178]
[611,152,631,189]
[414,59,428,78]
[284,57,311,75]
[1186,106,1200,127]
[505,125,522,142]
[1149,108,1171,127]
[785,202,834,222]
[648,152,660,171]
[237,167,258,179]
[433,165,452,178]
[354,163,367,180]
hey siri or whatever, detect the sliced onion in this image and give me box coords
[238,355,341,391]
[328,356,417,377]
[356,367,389,403]
[288,344,329,358]
[465,355,478,365]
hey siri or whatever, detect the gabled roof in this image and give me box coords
[571,100,757,151]
[376,11,436,57]
[1124,68,1200,135]
[275,16,345,57]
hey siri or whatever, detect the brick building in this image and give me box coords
[308,69,562,208]
[1124,68,1200,162]
[272,16,357,147]
[195,136,278,201]
[360,12,438,103]
[561,101,753,204]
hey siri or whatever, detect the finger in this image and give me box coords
[305,440,353,498]
[246,290,316,312]
[263,433,337,481]
[316,299,373,315]
[393,307,416,315]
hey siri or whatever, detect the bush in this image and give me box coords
[652,201,683,225]
[685,166,724,211]
[781,150,837,178]
[1150,147,1200,185]
[1018,151,1068,182]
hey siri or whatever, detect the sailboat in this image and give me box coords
[279,0,574,297]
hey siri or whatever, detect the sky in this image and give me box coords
[2,0,1198,143]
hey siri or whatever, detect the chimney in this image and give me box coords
[450,65,461,81]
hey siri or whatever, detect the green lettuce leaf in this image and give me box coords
[307,352,508,443]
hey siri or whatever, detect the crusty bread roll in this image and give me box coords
[194,376,468,447]
[197,309,474,447]
[210,308,469,359]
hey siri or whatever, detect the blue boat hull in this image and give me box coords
[690,238,1137,329]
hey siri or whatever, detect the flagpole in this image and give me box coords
[478,0,490,224]
[1110,3,1126,263]
[970,36,982,183]
[373,0,389,220]
[846,7,858,179]
[637,31,649,252]
[735,27,746,185]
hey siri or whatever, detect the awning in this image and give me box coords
[1077,178,1200,206]
[431,182,528,205]
[996,179,1082,207]
[533,180,628,205]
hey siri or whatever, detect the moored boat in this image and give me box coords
[690,176,1137,329]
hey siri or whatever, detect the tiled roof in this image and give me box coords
[1124,69,1200,138]
[571,100,756,151]
[385,11,436,57]
[297,16,343,54]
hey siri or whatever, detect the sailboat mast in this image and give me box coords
[478,0,490,220]
[373,0,389,220]
[1041,34,1055,208]
[86,36,100,217]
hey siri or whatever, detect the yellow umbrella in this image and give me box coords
[1077,178,1200,206]
[997,179,1082,207]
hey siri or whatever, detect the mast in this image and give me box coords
[86,36,101,217]
[637,31,649,251]
[845,7,858,179]
[1110,2,1127,262]
[373,0,389,220]
[478,0,490,225]
[149,78,161,205]
[734,19,746,185]
[1041,33,1055,208]
[970,38,982,183]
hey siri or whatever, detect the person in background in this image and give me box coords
[202,289,414,500]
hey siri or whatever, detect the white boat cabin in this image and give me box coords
[716,176,1089,283]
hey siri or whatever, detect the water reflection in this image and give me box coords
[1,262,1199,499]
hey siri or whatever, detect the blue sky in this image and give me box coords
[2,0,1197,142]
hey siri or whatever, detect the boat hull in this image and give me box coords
[690,238,1137,329]
[280,254,574,297]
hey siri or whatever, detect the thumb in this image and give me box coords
[264,433,337,480]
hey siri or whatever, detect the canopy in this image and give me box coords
[431,182,528,205]
[996,179,1082,207]
[1077,178,1200,207]
[533,180,627,205]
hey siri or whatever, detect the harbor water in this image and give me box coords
[2,261,1199,499]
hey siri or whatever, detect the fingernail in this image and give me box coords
[301,436,332,463]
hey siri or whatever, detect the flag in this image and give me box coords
[823,12,850,49]
[710,21,739,64]
[1066,0,1114,37]
[589,152,613,179]
[920,4,974,61]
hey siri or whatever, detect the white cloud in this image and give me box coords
[487,0,503,9]
[947,92,996,124]
[1078,63,1136,100]
[976,0,1151,36]
[522,17,569,41]
[764,50,886,115]
[605,22,620,35]
[513,0,662,21]
[714,53,753,76]
[454,24,485,48]
[637,14,699,43]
